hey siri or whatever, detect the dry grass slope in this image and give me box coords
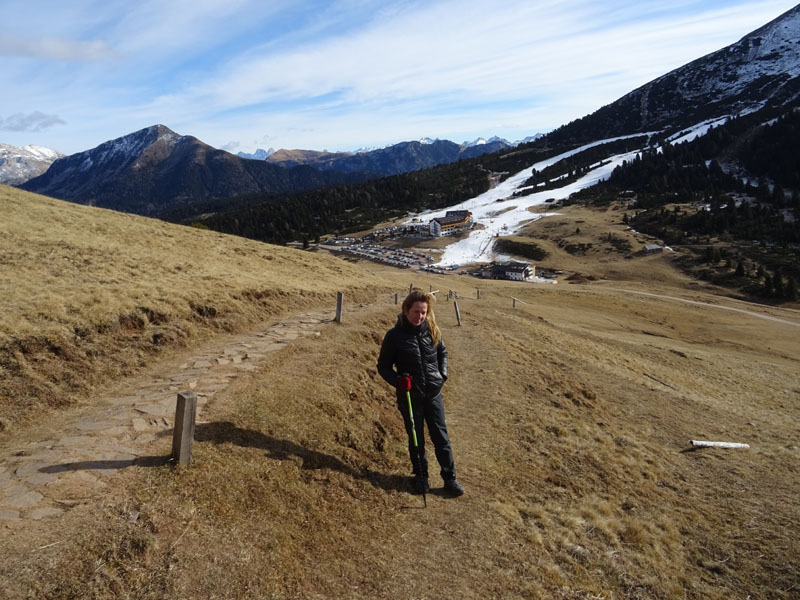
[0,185,391,429]
[1,191,799,598]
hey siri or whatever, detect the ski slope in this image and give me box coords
[417,134,653,266]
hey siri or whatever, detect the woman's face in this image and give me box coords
[404,301,428,326]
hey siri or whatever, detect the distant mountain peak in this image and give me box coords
[237,147,275,160]
[0,143,64,185]
[21,125,361,216]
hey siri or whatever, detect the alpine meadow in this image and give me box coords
[2,3,800,599]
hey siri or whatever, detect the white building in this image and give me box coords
[429,210,473,236]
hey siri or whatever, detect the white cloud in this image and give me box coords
[1,0,796,154]
[0,111,66,132]
[0,36,113,61]
[149,0,798,128]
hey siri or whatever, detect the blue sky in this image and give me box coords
[0,0,797,155]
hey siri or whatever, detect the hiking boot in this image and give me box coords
[444,478,465,496]
[414,476,430,494]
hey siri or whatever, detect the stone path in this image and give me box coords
[0,310,334,522]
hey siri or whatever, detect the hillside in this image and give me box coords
[1,186,799,598]
[562,107,800,301]
[0,185,390,430]
[544,4,800,145]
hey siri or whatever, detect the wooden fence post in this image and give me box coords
[394,292,398,305]
[512,297,517,308]
[172,391,197,466]
[335,291,344,323]
[409,283,413,294]
[477,289,481,299]
[454,301,462,326]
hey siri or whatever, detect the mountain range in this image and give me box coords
[20,125,365,216]
[16,129,529,214]
[261,138,512,175]
[236,134,543,172]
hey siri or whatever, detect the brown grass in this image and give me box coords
[2,189,800,598]
[519,203,697,287]
[0,185,391,429]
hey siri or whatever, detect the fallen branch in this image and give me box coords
[690,440,750,449]
[644,373,678,391]
[32,540,66,553]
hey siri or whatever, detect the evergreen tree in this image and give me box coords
[787,278,798,301]
[773,273,784,298]
[763,274,773,297]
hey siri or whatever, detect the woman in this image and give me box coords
[377,289,465,496]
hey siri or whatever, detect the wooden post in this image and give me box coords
[172,391,197,466]
[409,283,413,295]
[335,291,344,323]
[394,292,398,305]
[454,301,462,326]
[512,297,516,308]
[477,289,481,299]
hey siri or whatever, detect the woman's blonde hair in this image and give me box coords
[402,289,441,346]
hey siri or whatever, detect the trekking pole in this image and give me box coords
[399,373,426,507]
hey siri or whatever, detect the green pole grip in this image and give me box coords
[406,390,419,447]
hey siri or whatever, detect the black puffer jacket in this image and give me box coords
[377,314,448,400]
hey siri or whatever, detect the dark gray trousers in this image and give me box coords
[397,392,456,482]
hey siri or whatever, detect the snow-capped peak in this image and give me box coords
[0,142,64,185]
[237,148,275,160]
[21,145,63,161]
[462,136,512,147]
[514,134,544,145]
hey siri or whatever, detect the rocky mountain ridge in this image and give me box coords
[237,134,545,177]
[263,138,510,176]
[546,4,800,145]
[0,143,63,185]
[21,125,363,215]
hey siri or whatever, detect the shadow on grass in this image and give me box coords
[195,421,409,494]
[39,455,169,473]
